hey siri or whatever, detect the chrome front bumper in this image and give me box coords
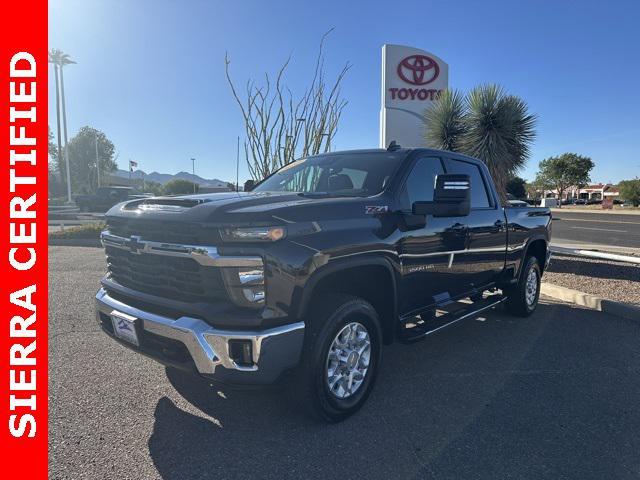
[95,288,305,384]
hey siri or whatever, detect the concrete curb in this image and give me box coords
[541,282,640,321]
[550,246,640,264]
[48,238,102,248]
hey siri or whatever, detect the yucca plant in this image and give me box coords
[425,84,536,201]
[423,89,468,151]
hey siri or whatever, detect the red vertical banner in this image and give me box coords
[0,0,48,478]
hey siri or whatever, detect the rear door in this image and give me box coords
[443,157,507,290]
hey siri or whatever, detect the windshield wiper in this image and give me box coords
[297,192,332,198]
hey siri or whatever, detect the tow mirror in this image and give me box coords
[412,174,471,217]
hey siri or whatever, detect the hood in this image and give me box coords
[106,191,391,226]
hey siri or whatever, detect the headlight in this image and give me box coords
[221,226,286,242]
[221,266,265,308]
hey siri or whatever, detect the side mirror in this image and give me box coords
[412,174,471,217]
[244,179,256,191]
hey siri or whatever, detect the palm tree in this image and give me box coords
[48,49,76,202]
[424,84,536,200]
[48,49,64,188]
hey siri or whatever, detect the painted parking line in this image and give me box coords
[554,217,639,225]
[569,226,627,233]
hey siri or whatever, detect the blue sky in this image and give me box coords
[48,0,640,184]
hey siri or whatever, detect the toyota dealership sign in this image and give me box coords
[380,44,448,148]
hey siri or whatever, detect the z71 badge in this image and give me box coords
[365,205,389,214]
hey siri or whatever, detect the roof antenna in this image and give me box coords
[387,140,401,152]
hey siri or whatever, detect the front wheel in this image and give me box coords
[505,256,541,317]
[298,294,382,422]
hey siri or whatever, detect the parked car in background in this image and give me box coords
[507,199,529,208]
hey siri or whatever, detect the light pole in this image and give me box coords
[58,53,76,203]
[191,158,196,193]
[95,130,100,188]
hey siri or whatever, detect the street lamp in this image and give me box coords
[95,130,100,188]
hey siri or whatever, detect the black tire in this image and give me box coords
[298,294,382,422]
[505,256,541,317]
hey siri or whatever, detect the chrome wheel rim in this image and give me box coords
[525,268,538,307]
[325,322,371,399]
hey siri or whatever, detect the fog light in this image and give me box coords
[228,339,253,367]
[221,266,265,308]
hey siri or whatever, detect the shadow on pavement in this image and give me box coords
[148,301,640,480]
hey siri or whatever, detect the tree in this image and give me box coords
[424,89,468,152]
[129,178,164,196]
[526,176,550,200]
[618,178,640,206]
[48,126,67,197]
[59,126,117,193]
[534,153,594,207]
[424,84,536,201]
[163,179,199,195]
[48,126,58,161]
[226,29,350,180]
[506,176,527,199]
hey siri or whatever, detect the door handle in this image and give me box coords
[493,220,506,232]
[450,223,468,234]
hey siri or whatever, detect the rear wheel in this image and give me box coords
[298,294,382,422]
[505,256,541,317]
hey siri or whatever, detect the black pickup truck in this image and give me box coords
[96,146,551,421]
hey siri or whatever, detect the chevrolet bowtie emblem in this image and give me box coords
[128,235,145,254]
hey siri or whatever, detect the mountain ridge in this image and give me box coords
[114,169,230,187]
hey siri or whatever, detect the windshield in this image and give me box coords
[252,152,402,197]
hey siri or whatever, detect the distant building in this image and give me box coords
[534,183,620,201]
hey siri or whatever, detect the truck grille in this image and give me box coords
[106,217,217,245]
[105,245,228,303]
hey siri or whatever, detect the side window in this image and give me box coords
[444,158,491,208]
[399,157,443,211]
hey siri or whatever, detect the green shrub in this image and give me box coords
[49,222,105,239]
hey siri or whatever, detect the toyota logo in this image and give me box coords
[397,54,439,86]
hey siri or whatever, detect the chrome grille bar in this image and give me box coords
[100,230,262,268]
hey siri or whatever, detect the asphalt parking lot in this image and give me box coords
[49,246,640,480]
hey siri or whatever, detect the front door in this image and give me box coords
[396,156,469,316]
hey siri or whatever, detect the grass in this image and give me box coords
[49,222,105,239]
